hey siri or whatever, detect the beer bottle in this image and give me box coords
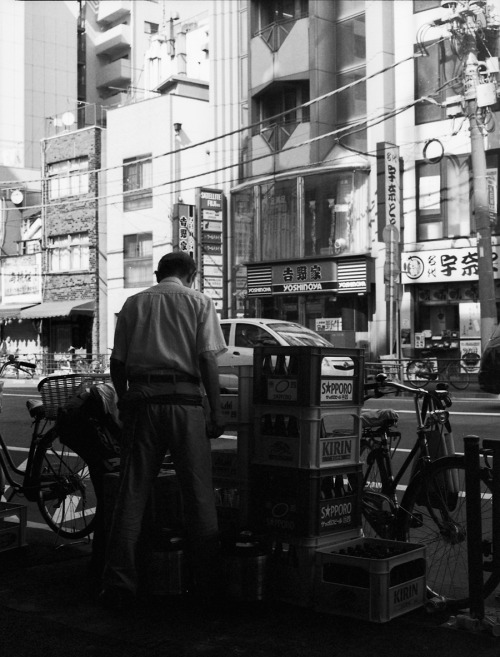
[261,414,274,435]
[262,353,274,375]
[320,475,334,499]
[274,354,288,375]
[274,414,288,436]
[334,474,346,498]
[287,415,300,437]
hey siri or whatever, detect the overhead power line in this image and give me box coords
[0,43,438,190]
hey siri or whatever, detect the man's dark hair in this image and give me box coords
[156,251,197,280]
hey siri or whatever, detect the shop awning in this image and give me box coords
[20,299,96,320]
[0,304,37,321]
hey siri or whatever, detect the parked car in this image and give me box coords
[217,318,349,390]
[478,325,500,394]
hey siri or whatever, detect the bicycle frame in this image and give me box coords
[363,374,453,529]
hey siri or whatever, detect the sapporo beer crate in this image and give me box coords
[253,346,364,407]
[0,502,27,553]
[249,464,363,538]
[268,533,362,607]
[314,537,426,623]
[253,405,361,470]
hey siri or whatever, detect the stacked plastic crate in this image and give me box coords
[249,345,365,606]
[213,365,253,533]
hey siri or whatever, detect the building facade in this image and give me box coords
[227,0,500,362]
[18,126,104,363]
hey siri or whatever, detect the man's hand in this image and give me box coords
[206,411,225,439]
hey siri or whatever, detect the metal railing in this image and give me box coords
[1,353,110,378]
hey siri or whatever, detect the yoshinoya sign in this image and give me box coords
[247,260,337,296]
[247,257,370,296]
[401,245,500,284]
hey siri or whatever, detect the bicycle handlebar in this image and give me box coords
[0,355,37,374]
[366,372,452,407]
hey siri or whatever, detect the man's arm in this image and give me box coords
[199,350,225,439]
[110,357,128,402]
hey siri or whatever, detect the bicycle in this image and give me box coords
[0,354,37,379]
[0,360,111,540]
[406,350,470,390]
[361,373,496,611]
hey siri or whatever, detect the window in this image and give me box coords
[48,233,89,272]
[123,154,152,211]
[335,12,366,151]
[235,323,279,348]
[261,179,298,260]
[304,171,369,256]
[124,232,153,288]
[47,157,89,200]
[415,40,460,123]
[255,81,310,151]
[144,21,159,34]
[414,0,440,12]
[417,156,472,240]
[254,0,308,51]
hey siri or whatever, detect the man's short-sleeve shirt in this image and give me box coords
[111,278,227,377]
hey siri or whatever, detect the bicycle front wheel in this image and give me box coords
[33,434,96,539]
[406,360,432,388]
[447,361,470,391]
[398,455,497,610]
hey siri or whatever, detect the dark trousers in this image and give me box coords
[102,401,219,595]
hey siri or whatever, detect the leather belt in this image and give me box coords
[129,372,200,385]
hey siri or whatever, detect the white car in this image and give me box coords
[217,318,353,390]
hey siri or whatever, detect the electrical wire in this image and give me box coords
[0,43,442,190]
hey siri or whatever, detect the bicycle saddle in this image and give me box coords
[26,398,45,420]
[361,409,399,429]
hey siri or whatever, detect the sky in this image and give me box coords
[165,0,212,21]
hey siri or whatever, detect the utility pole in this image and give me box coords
[433,0,499,349]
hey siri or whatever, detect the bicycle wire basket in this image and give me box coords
[38,373,111,420]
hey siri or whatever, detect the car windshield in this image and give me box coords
[267,323,332,347]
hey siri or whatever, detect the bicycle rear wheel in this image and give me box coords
[33,432,96,539]
[406,360,433,388]
[398,455,497,610]
[447,361,470,390]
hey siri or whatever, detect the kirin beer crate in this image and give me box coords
[252,406,361,469]
[0,502,27,553]
[314,537,426,622]
[253,346,364,407]
[268,533,362,607]
[249,464,363,538]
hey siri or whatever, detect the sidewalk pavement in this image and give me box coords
[0,525,499,657]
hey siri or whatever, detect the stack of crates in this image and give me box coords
[248,346,365,606]
[213,365,253,532]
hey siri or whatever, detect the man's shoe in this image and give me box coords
[98,586,135,611]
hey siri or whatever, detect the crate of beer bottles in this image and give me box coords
[253,346,364,407]
[249,464,363,538]
[267,533,362,607]
[252,406,361,469]
[314,537,426,622]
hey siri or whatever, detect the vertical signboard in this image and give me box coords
[197,188,224,312]
[172,204,196,258]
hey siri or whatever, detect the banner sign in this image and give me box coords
[402,245,500,284]
[2,254,42,303]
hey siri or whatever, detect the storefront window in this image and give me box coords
[304,171,369,256]
[261,179,298,260]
